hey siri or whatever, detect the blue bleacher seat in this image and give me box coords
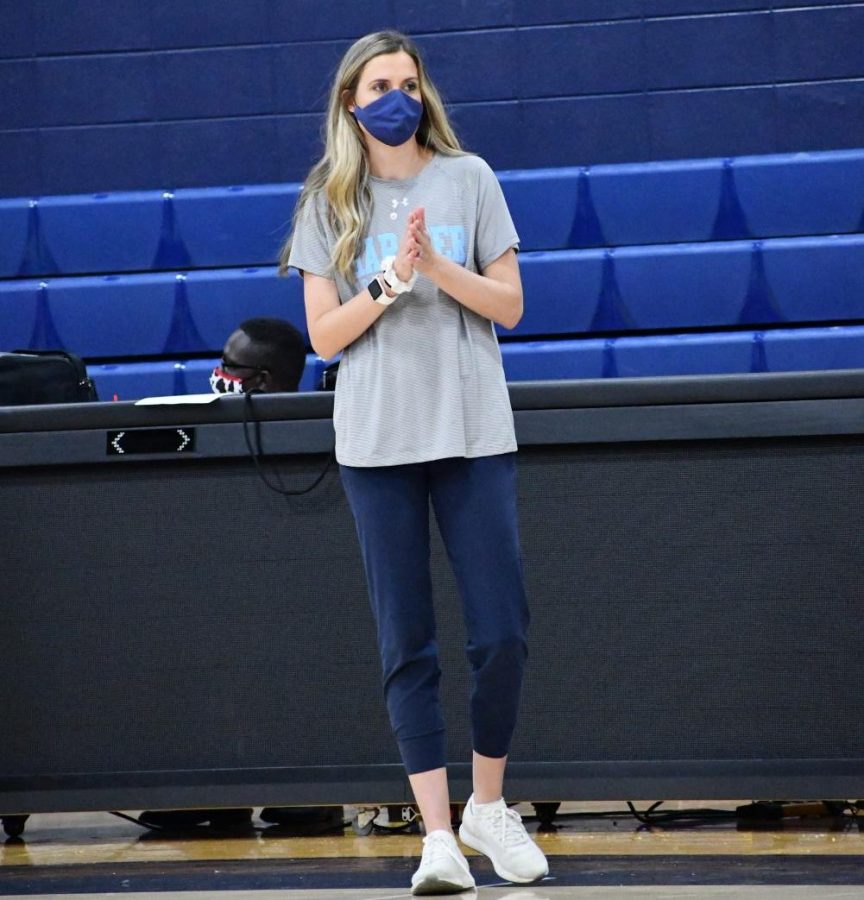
[5,231,863,361]
[509,234,864,338]
[0,185,300,279]
[0,200,38,277]
[0,278,41,350]
[2,149,863,278]
[735,151,864,238]
[501,340,607,381]
[580,159,723,247]
[0,192,165,278]
[501,325,864,383]
[500,149,864,251]
[611,331,755,378]
[761,325,864,373]
[1,268,305,358]
[514,249,604,336]
[171,184,299,269]
[609,241,750,330]
[762,235,864,322]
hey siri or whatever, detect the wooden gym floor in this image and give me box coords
[2,801,864,898]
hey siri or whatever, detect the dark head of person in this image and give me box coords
[210,317,306,395]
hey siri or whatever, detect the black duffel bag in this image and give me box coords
[0,350,98,406]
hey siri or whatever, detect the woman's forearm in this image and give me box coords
[421,255,523,329]
[310,283,389,360]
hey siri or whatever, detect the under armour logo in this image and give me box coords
[389,197,410,220]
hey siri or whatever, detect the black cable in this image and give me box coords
[371,820,417,834]
[626,801,737,826]
[110,810,352,835]
[109,811,163,831]
[525,810,633,820]
[242,390,334,496]
[524,801,737,828]
[114,802,861,836]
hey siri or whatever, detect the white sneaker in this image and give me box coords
[458,794,548,884]
[411,829,476,895]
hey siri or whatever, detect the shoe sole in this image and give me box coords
[458,824,549,885]
[411,873,476,895]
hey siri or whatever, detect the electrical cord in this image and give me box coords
[110,810,351,834]
[524,800,864,829]
[521,801,735,827]
[626,801,737,826]
[110,811,156,829]
[242,390,334,496]
[112,801,864,835]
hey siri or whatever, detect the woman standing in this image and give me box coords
[281,30,548,895]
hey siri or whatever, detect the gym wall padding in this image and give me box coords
[2,376,864,810]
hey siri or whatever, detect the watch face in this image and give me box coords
[368,277,383,301]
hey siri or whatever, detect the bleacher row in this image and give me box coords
[2,149,863,399]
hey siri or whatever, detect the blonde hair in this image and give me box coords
[278,31,465,278]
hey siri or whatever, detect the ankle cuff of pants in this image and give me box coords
[399,729,447,775]
[472,738,511,760]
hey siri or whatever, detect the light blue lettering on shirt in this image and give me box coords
[448,225,465,264]
[361,237,378,276]
[356,225,466,277]
[429,226,449,257]
[429,225,467,264]
[358,233,397,277]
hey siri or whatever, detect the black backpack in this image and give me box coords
[0,350,98,406]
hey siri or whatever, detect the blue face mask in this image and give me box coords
[353,89,423,147]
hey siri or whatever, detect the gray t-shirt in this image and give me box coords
[288,152,519,467]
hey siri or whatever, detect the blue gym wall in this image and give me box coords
[1,0,864,197]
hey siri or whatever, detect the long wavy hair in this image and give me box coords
[278,31,465,278]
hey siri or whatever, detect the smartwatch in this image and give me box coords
[368,274,396,306]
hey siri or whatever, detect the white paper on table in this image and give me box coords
[134,393,222,406]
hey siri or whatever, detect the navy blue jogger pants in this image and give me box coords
[339,452,529,775]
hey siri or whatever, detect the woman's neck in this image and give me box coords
[366,141,432,181]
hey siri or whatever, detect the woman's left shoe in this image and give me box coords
[458,794,548,884]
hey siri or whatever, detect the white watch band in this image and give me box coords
[380,255,418,294]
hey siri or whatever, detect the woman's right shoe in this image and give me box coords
[411,829,476,895]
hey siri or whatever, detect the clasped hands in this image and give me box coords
[392,207,440,284]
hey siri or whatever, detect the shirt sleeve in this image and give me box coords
[474,157,520,271]
[286,191,335,279]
